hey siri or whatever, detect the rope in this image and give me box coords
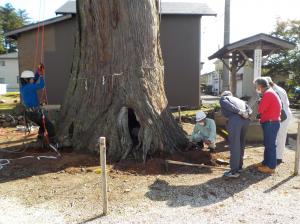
[33,22,40,70]
[40,9,48,105]
[32,0,48,105]
[42,112,50,144]
[31,0,50,146]
[40,19,45,63]
[0,155,58,171]
[5,1,59,170]
[33,0,43,70]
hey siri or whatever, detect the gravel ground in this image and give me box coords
[1,123,300,224]
[1,146,300,224]
[91,148,300,224]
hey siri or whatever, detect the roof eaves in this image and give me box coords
[226,33,296,51]
[162,12,216,16]
[4,14,73,38]
[55,1,216,16]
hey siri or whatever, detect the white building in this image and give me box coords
[202,60,254,98]
[201,71,221,95]
[0,52,19,93]
[235,61,254,98]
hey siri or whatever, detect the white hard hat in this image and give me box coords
[20,70,35,78]
[196,111,206,122]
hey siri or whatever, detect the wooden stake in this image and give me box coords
[294,123,300,175]
[165,160,229,171]
[100,137,108,215]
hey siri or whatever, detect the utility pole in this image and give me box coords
[222,0,230,91]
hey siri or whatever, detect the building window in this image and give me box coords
[0,78,5,84]
[0,61,5,66]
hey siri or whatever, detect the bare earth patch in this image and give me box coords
[0,123,300,224]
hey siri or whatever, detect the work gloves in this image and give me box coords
[38,63,45,76]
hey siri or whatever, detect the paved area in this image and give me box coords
[201,95,220,105]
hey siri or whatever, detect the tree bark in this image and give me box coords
[57,0,188,161]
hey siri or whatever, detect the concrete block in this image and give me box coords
[214,111,263,143]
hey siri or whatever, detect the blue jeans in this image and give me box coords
[261,121,280,169]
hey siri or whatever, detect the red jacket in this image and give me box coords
[258,88,282,123]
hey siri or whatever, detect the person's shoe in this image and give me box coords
[277,159,283,165]
[223,171,240,178]
[258,165,275,174]
[254,162,264,168]
[238,168,243,173]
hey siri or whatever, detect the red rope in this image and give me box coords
[30,0,51,145]
[33,0,43,70]
[33,23,40,70]
[42,113,50,144]
[40,20,48,105]
[32,0,48,106]
[41,22,45,63]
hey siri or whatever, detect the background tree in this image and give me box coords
[264,19,300,87]
[0,3,30,53]
[58,0,188,161]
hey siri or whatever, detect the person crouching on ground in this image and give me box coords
[265,76,292,165]
[20,64,56,144]
[254,77,281,174]
[190,111,217,152]
[220,91,252,178]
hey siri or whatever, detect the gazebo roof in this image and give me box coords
[208,33,296,60]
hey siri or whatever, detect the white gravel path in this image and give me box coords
[1,146,300,224]
[0,198,65,224]
[92,173,300,224]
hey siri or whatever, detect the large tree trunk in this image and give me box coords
[57,0,188,161]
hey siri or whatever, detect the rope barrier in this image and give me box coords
[0,155,58,171]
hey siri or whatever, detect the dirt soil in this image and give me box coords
[1,123,300,224]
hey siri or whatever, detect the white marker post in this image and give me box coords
[254,48,262,80]
[99,137,108,215]
[295,123,300,175]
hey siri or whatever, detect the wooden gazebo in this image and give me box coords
[208,33,296,95]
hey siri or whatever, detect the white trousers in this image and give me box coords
[276,115,292,159]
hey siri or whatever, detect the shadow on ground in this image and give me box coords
[0,143,99,183]
[145,165,269,208]
[215,140,229,153]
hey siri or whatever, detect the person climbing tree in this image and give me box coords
[58,0,187,161]
[20,64,56,144]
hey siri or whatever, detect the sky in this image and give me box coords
[1,0,300,73]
